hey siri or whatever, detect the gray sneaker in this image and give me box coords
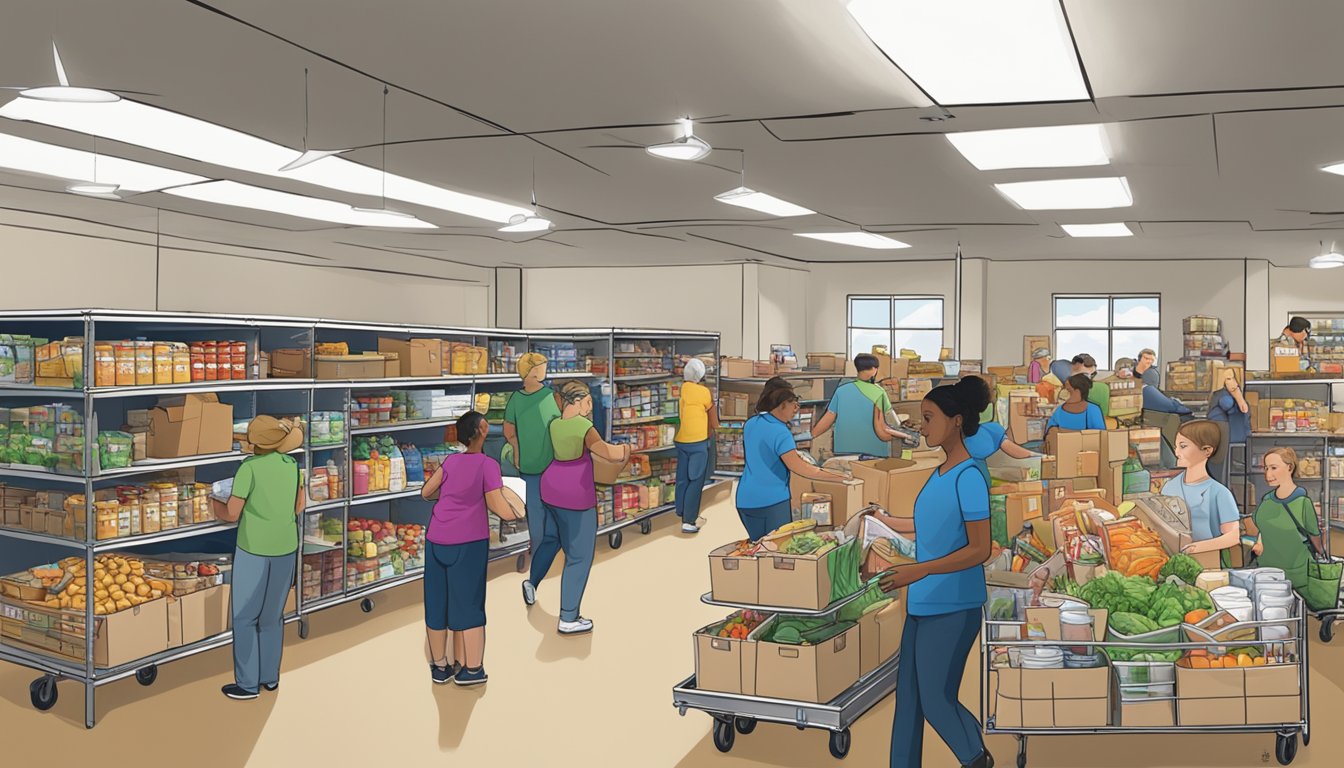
[558,617,593,635]
[522,580,537,607]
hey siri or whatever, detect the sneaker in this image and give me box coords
[696,516,708,528]
[453,666,488,687]
[261,682,279,692]
[221,684,258,700]
[431,664,454,684]
[962,750,995,768]
[558,617,593,635]
[522,580,537,607]
[681,523,700,534]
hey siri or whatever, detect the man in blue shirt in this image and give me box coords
[811,354,912,457]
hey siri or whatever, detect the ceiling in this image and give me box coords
[3,0,1344,273]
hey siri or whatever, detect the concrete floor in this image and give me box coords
[1,486,1340,767]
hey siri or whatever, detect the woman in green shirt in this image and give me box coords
[1252,447,1324,589]
[506,353,561,607]
[212,415,305,700]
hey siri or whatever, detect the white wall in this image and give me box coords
[804,260,957,356]
[755,264,808,359]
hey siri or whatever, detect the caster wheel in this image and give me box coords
[828,729,851,759]
[1303,728,1311,747]
[1017,736,1029,768]
[515,552,528,574]
[1277,733,1298,765]
[298,619,310,640]
[713,718,735,753]
[609,531,623,549]
[135,665,157,687]
[640,520,652,535]
[360,598,374,613]
[29,676,57,711]
[1319,617,1334,643]
[734,717,756,734]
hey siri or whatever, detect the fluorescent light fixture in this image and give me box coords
[0,97,532,223]
[1310,252,1344,269]
[714,186,814,217]
[66,182,120,198]
[498,214,553,233]
[20,86,120,104]
[0,131,204,191]
[796,232,910,249]
[164,180,436,228]
[846,0,1088,105]
[1060,222,1132,238]
[279,148,347,172]
[647,118,712,161]
[947,124,1109,170]
[994,177,1133,210]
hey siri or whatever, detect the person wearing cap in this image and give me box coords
[212,415,305,701]
[675,358,718,534]
[503,353,561,562]
[811,353,913,459]
[1280,316,1313,371]
[1027,347,1050,384]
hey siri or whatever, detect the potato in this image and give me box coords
[101,574,114,587]
[74,576,87,587]
[102,600,116,614]
[149,589,162,599]
[135,584,150,597]
[114,598,131,611]
[94,605,106,616]
[94,589,109,600]
[46,599,60,608]
[109,589,124,601]
[114,574,128,586]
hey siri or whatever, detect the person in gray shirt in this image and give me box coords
[1135,348,1159,388]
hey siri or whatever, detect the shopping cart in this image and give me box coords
[1304,555,1344,643]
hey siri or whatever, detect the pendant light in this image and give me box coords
[66,137,121,198]
[646,118,712,161]
[279,68,349,172]
[499,164,553,232]
[352,84,414,218]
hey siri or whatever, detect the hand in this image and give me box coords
[510,448,520,469]
[1252,542,1264,556]
[1181,542,1202,555]
[878,564,925,593]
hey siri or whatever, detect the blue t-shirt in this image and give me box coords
[828,381,889,458]
[1045,402,1105,432]
[965,421,1006,487]
[1208,391,1251,444]
[908,460,990,617]
[736,413,796,509]
[1162,474,1240,543]
[1143,385,1192,415]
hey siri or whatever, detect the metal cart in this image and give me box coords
[981,599,1312,767]
[672,588,900,760]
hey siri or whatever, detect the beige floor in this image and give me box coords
[2,487,1341,767]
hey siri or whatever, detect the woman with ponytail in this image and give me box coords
[881,377,995,768]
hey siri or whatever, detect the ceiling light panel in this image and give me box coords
[846,0,1089,105]
[0,98,531,223]
[498,216,553,233]
[1060,222,1132,238]
[714,187,814,217]
[0,131,204,191]
[164,180,435,228]
[796,232,910,249]
[994,177,1133,210]
[947,124,1110,170]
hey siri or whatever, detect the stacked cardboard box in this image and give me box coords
[1045,429,1130,505]
[992,608,1111,728]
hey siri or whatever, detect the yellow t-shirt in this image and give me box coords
[676,381,713,443]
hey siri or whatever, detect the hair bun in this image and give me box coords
[954,375,993,413]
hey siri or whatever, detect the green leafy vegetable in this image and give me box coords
[1158,554,1205,586]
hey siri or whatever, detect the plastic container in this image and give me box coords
[1064,650,1103,669]
[326,459,341,499]
[1019,647,1064,669]
[1230,567,1286,593]
[1258,593,1296,622]
[1060,609,1095,654]
[352,461,370,496]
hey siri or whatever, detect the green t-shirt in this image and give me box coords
[504,387,561,475]
[854,379,893,413]
[232,452,299,557]
[550,416,595,462]
[1088,381,1111,417]
[1253,490,1320,589]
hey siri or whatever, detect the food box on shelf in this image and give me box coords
[806,353,846,373]
[315,355,387,380]
[146,393,234,458]
[268,348,312,378]
[692,610,770,696]
[848,454,943,518]
[377,338,442,377]
[166,584,230,648]
[992,607,1110,728]
[1175,661,1301,726]
[752,615,861,704]
[719,357,755,380]
[708,541,759,604]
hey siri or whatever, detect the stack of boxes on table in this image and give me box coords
[1167,316,1245,396]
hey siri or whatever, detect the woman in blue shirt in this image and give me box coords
[964,417,1036,488]
[1045,373,1106,432]
[1162,420,1241,568]
[735,378,847,540]
[879,377,995,768]
[1207,368,1250,444]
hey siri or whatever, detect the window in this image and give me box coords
[847,296,944,363]
[1054,294,1160,370]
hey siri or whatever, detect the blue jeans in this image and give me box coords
[529,503,598,622]
[675,440,710,524]
[736,500,792,541]
[231,548,296,693]
[424,540,488,631]
[891,608,985,768]
[521,472,546,555]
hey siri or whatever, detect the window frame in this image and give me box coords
[1052,293,1162,370]
[846,294,945,362]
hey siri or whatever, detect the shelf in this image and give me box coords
[614,373,676,383]
[715,470,743,478]
[348,485,426,507]
[0,527,85,548]
[613,414,676,426]
[302,538,342,554]
[0,384,84,398]
[96,447,304,478]
[350,417,458,435]
[0,466,87,485]
[633,444,677,454]
[344,568,427,599]
[609,473,653,484]
[597,502,675,536]
[94,521,237,551]
[317,376,473,390]
[1246,379,1344,386]
[614,353,669,359]
[308,442,345,452]
[1249,432,1341,439]
[305,499,348,514]
[90,379,316,398]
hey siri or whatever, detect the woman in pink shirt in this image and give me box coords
[420,411,521,686]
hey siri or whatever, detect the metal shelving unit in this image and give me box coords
[1244,380,1344,539]
[0,311,720,727]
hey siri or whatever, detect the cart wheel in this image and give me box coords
[1302,727,1310,747]
[734,717,756,734]
[609,531,623,549]
[1319,617,1334,643]
[1276,732,1298,766]
[1017,735,1029,768]
[640,519,653,535]
[515,552,529,573]
[29,676,57,711]
[828,729,851,759]
[360,598,374,613]
[298,618,310,639]
[713,718,736,753]
[135,665,157,687]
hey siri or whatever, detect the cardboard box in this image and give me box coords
[269,348,312,378]
[1271,342,1301,375]
[1116,694,1176,727]
[790,476,865,530]
[995,666,1111,728]
[709,543,759,604]
[757,546,835,611]
[1175,664,1301,726]
[694,615,761,695]
[1099,461,1126,504]
[857,594,906,677]
[874,353,910,384]
[849,455,942,518]
[1075,450,1099,477]
[720,358,755,380]
[168,584,231,648]
[807,353,846,373]
[378,352,400,378]
[94,598,169,668]
[315,355,386,380]
[720,392,750,420]
[147,393,234,458]
[377,338,442,378]
[754,618,861,704]
[1041,456,1058,479]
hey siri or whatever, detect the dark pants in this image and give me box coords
[529,503,598,622]
[424,540,488,631]
[675,440,710,524]
[736,500,792,541]
[891,608,985,768]
[521,472,546,556]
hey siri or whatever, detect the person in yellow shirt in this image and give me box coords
[675,358,718,534]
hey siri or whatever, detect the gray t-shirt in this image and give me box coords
[1141,367,1159,388]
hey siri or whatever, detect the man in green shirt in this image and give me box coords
[213,415,304,700]
[503,353,561,605]
[811,353,912,457]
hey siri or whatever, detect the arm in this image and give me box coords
[707,403,720,432]
[881,519,993,591]
[584,428,631,463]
[295,484,306,516]
[781,450,847,483]
[212,496,245,524]
[1184,521,1241,554]
[485,489,522,521]
[999,438,1035,460]
[873,404,912,442]
[421,465,445,500]
[216,463,251,524]
[874,511,915,535]
[811,409,836,439]
[502,421,520,469]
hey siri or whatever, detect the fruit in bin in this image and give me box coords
[1184,609,1210,624]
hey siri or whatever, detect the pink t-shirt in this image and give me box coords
[428,452,503,546]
